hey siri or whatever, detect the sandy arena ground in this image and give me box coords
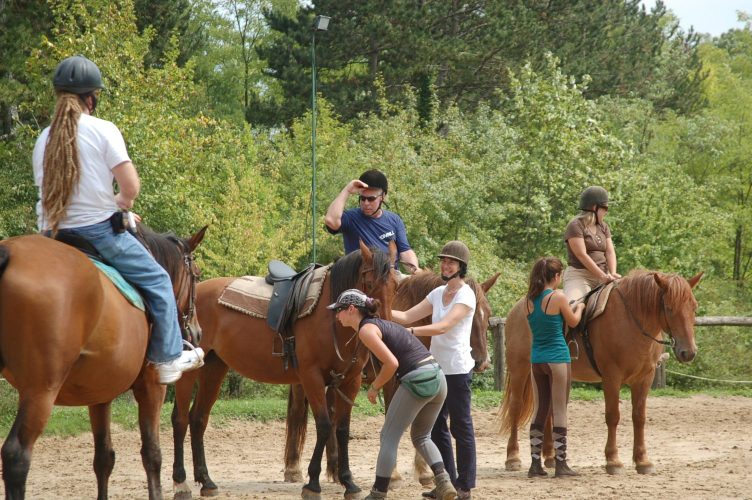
[21,395,752,499]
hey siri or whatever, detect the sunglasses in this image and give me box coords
[335,305,349,313]
[359,194,382,202]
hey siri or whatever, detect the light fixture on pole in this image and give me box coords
[310,14,330,264]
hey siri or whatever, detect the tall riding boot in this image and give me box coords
[528,424,548,477]
[433,471,457,500]
[553,426,579,477]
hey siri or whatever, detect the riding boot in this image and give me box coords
[528,424,548,477]
[363,488,388,499]
[528,457,547,477]
[553,426,579,477]
[433,471,457,500]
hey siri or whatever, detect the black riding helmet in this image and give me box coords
[359,169,388,194]
[53,55,104,94]
[578,186,610,211]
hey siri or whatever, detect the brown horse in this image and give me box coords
[0,225,206,500]
[498,270,702,475]
[170,241,398,499]
[282,270,500,486]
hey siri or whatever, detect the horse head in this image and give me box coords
[139,224,207,347]
[358,239,399,320]
[653,271,703,363]
[469,272,501,372]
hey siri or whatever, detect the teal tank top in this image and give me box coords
[527,289,570,363]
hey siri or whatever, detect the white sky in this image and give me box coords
[641,0,749,36]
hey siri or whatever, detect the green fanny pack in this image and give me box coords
[400,364,442,399]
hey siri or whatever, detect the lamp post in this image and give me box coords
[311,14,330,264]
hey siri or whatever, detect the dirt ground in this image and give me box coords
[22,395,752,499]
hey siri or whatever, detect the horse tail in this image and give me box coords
[284,384,308,473]
[497,298,535,435]
[497,364,534,435]
[0,245,8,372]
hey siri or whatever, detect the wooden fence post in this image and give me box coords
[491,317,505,391]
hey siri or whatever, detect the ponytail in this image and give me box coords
[526,257,564,301]
[42,91,85,233]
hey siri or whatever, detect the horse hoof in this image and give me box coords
[301,487,322,499]
[199,485,219,497]
[344,490,363,500]
[285,470,305,483]
[544,458,556,469]
[173,481,192,500]
[636,463,655,474]
[606,463,625,475]
[505,458,521,471]
[418,474,434,487]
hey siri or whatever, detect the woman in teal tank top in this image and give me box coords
[525,257,585,478]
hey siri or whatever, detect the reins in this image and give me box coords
[613,279,676,348]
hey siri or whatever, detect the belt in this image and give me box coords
[414,358,438,369]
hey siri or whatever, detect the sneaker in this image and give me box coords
[155,347,205,384]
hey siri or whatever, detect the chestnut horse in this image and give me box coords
[283,270,500,486]
[170,241,398,499]
[498,270,702,475]
[0,225,206,500]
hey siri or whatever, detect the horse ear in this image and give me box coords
[388,240,397,265]
[687,271,703,289]
[188,225,208,252]
[653,272,669,290]
[481,272,501,293]
[359,239,373,265]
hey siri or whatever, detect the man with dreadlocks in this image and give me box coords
[32,55,204,384]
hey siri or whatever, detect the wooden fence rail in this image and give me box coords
[488,316,750,391]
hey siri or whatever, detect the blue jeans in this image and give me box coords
[431,370,476,490]
[58,220,182,363]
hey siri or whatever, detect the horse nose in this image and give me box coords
[675,347,696,363]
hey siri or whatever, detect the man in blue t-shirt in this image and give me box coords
[325,169,419,273]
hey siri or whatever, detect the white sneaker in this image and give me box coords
[155,348,205,384]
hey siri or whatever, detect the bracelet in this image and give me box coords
[410,327,415,336]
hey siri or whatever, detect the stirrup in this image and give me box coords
[568,339,579,360]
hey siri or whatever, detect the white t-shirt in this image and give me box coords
[426,283,476,375]
[33,113,131,230]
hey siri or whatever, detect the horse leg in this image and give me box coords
[189,353,228,497]
[172,368,201,499]
[1,392,55,500]
[302,410,330,498]
[413,452,433,487]
[631,379,655,474]
[88,403,116,500]
[132,375,168,500]
[284,384,308,483]
[542,415,555,469]
[503,362,531,472]
[332,377,362,499]
[325,387,339,483]
[603,378,624,474]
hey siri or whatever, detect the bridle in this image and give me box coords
[614,281,675,348]
[176,240,200,342]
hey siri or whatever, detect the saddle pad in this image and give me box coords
[90,259,146,311]
[585,281,616,322]
[218,264,331,319]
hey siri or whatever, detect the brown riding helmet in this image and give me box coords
[437,241,470,265]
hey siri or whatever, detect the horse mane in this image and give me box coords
[618,269,697,316]
[329,247,393,301]
[136,224,188,281]
[394,270,442,310]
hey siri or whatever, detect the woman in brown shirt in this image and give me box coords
[562,186,621,302]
